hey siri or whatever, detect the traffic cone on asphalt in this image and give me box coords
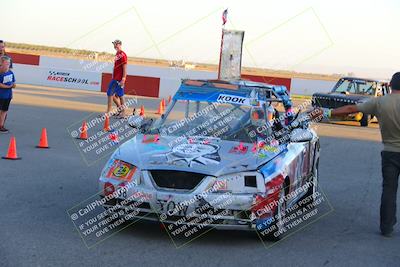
[167,95,172,104]
[2,136,21,160]
[156,100,164,114]
[36,128,50,149]
[77,121,88,140]
[139,105,145,116]
[103,116,111,132]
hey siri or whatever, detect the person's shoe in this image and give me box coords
[381,232,393,237]
[117,114,128,120]
[112,111,122,117]
[381,230,393,237]
[0,127,9,133]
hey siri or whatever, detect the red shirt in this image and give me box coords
[113,50,127,81]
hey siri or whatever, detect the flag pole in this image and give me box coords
[217,28,224,80]
[217,9,227,80]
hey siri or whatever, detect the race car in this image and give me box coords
[312,77,390,126]
[98,79,320,240]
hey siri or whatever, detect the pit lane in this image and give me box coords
[0,85,398,266]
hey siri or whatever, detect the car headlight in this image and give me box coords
[209,172,265,193]
[102,159,141,186]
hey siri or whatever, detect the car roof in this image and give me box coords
[341,77,383,83]
[179,79,284,94]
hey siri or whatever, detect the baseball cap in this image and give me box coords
[112,39,122,45]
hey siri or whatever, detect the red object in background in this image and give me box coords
[241,74,291,92]
[7,52,40,65]
[101,73,160,97]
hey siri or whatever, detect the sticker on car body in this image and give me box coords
[106,160,137,182]
[217,94,250,106]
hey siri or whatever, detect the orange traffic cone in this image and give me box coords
[2,136,21,160]
[139,105,145,116]
[156,100,164,114]
[161,99,166,110]
[103,116,111,132]
[77,121,88,140]
[36,128,50,149]
[167,95,172,104]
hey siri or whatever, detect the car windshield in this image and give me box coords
[149,99,262,143]
[332,78,376,95]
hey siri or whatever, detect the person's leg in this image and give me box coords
[107,96,113,114]
[106,80,117,114]
[0,99,10,131]
[119,96,126,117]
[0,110,7,127]
[112,95,122,116]
[113,95,121,107]
[380,151,400,235]
[116,83,126,117]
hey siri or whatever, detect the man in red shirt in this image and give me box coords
[107,39,127,118]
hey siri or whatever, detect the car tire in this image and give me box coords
[360,114,369,127]
[257,187,287,241]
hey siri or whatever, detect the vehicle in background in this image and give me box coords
[312,77,390,126]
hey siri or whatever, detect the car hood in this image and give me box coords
[313,92,370,103]
[111,134,283,176]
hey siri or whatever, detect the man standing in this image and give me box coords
[312,72,400,237]
[0,41,13,69]
[106,39,127,118]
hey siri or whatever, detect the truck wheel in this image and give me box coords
[360,114,369,127]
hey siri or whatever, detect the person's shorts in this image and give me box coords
[107,80,124,97]
[0,98,11,111]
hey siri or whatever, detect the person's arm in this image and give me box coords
[310,98,377,121]
[331,104,359,116]
[0,83,12,89]
[309,104,358,120]
[120,52,128,87]
[120,63,127,87]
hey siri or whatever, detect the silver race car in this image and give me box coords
[98,79,320,240]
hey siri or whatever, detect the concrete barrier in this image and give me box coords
[290,78,336,96]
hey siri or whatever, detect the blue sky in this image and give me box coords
[3,0,399,79]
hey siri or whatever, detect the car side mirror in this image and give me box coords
[290,128,313,142]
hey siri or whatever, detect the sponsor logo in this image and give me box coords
[3,74,13,83]
[106,160,136,181]
[217,94,249,105]
[151,140,221,167]
[47,70,100,85]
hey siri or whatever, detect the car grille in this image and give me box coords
[150,170,206,190]
[313,95,356,109]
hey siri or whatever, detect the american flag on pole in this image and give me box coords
[222,9,228,25]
